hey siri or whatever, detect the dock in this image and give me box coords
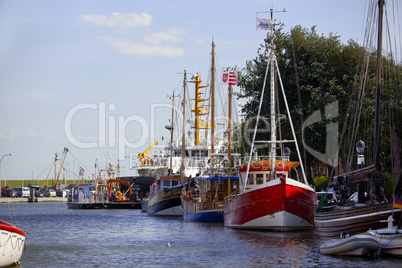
[0,197,67,203]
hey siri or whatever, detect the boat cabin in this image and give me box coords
[239,162,300,189]
[151,176,181,196]
[72,185,94,203]
[194,176,239,201]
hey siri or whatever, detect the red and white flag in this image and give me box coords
[222,71,237,86]
[228,72,237,85]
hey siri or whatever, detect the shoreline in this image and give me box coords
[0,197,67,203]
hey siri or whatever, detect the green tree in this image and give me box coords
[236,25,401,183]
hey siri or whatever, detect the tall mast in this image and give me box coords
[210,39,216,168]
[181,71,187,183]
[169,92,175,174]
[374,0,384,170]
[269,8,276,171]
[227,83,233,195]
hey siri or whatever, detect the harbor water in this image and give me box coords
[1,202,402,267]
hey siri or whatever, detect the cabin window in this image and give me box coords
[200,180,208,191]
[172,180,179,186]
[78,188,83,194]
[256,174,264,185]
[163,180,170,188]
[232,180,239,189]
[211,180,219,190]
[248,175,254,185]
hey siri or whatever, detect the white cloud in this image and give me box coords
[100,36,184,58]
[81,12,152,28]
[142,27,186,45]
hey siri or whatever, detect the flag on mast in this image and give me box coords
[222,71,237,86]
[256,17,273,30]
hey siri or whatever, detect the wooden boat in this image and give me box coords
[224,9,316,231]
[180,40,242,222]
[181,175,239,222]
[315,0,401,238]
[367,216,402,257]
[315,203,399,238]
[320,234,380,256]
[147,175,183,216]
[0,220,26,267]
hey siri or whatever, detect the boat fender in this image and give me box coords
[340,232,350,239]
[200,160,205,167]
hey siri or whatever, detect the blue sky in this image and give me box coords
[0,0,400,182]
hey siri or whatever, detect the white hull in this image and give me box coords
[320,234,380,256]
[368,227,402,257]
[0,227,26,267]
[228,210,311,230]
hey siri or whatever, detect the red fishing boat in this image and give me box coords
[224,9,316,231]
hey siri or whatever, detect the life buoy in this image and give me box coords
[116,191,122,200]
[200,160,205,167]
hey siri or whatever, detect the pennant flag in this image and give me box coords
[256,17,273,31]
[79,167,85,176]
[228,72,237,86]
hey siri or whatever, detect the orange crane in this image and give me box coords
[107,179,132,201]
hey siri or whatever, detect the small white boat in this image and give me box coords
[0,220,26,267]
[367,215,402,257]
[320,234,380,256]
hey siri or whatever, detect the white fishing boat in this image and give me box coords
[367,215,402,257]
[0,220,26,267]
[320,234,380,256]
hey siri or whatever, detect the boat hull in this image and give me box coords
[315,204,401,238]
[368,228,402,257]
[147,187,182,217]
[320,234,380,256]
[224,178,316,231]
[181,205,224,222]
[0,220,26,267]
[141,198,149,212]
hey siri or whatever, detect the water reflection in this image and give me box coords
[2,203,402,267]
[230,229,318,267]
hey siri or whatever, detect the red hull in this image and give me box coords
[224,178,316,230]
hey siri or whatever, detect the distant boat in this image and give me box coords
[367,216,402,257]
[320,234,380,256]
[67,178,143,209]
[0,220,26,267]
